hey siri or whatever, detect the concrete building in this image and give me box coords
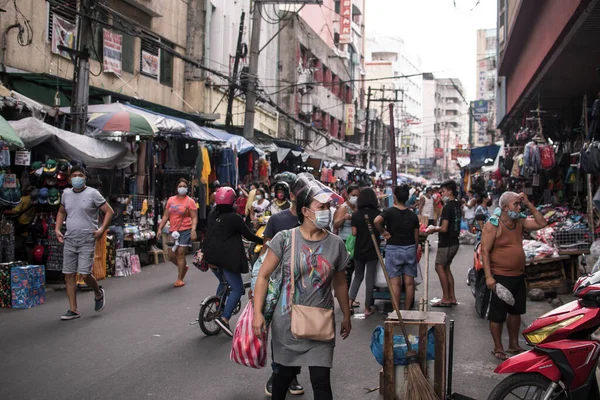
[420,75,467,179]
[274,1,366,164]
[473,28,497,146]
[496,0,600,135]
[365,36,423,174]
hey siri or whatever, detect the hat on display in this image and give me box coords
[30,161,43,177]
[30,188,39,203]
[45,176,58,187]
[33,244,44,264]
[57,173,68,187]
[48,187,60,206]
[57,160,70,173]
[44,159,57,176]
[38,188,49,204]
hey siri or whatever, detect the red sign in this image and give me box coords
[434,148,444,159]
[450,148,470,160]
[339,0,352,44]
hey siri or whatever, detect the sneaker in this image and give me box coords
[288,377,304,395]
[215,317,234,337]
[265,373,274,397]
[94,287,106,312]
[61,310,81,320]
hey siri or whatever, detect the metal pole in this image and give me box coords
[226,12,246,133]
[242,0,262,139]
[468,101,473,147]
[584,95,595,242]
[389,103,397,188]
[364,86,371,167]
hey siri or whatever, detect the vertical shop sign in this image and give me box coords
[345,104,355,136]
[103,29,123,76]
[51,15,76,59]
[339,0,352,44]
[434,148,444,159]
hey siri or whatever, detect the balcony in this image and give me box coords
[123,0,162,17]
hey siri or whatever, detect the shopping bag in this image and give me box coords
[344,235,356,259]
[370,325,435,366]
[230,301,269,369]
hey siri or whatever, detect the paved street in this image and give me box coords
[0,239,554,400]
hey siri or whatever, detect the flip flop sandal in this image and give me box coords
[491,350,508,361]
[173,280,185,287]
[351,301,361,308]
[431,301,452,307]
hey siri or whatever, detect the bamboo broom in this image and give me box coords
[364,215,438,400]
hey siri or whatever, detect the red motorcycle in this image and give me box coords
[488,271,600,400]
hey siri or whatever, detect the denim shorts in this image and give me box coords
[384,244,418,278]
[63,235,96,275]
[172,229,192,247]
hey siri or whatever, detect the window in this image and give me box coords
[334,0,340,14]
[140,36,160,78]
[160,41,174,87]
[88,9,109,62]
[47,0,77,42]
[113,19,135,74]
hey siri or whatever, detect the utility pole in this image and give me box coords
[226,11,246,133]
[243,0,263,139]
[70,0,94,134]
[389,103,398,188]
[363,86,371,167]
[468,100,473,147]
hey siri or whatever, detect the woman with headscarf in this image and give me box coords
[253,174,351,400]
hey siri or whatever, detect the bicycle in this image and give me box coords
[197,269,250,336]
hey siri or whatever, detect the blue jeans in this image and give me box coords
[109,226,124,249]
[211,268,243,320]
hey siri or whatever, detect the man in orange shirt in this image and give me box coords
[480,192,547,361]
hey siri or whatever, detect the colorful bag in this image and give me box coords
[262,230,290,324]
[230,301,269,369]
[192,249,209,271]
[540,145,555,170]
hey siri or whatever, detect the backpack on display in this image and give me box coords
[540,145,555,170]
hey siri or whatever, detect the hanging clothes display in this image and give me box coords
[216,147,236,186]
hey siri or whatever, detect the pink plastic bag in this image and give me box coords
[230,301,268,369]
[130,255,141,274]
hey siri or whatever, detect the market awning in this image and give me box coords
[201,127,256,155]
[9,117,136,169]
[469,145,501,171]
[0,115,25,149]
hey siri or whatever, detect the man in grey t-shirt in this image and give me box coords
[55,166,114,320]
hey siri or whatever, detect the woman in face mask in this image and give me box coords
[252,174,351,400]
[156,178,198,287]
[250,188,270,228]
[333,185,360,300]
[474,192,493,244]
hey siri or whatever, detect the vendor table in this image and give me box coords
[381,310,446,400]
[525,255,570,290]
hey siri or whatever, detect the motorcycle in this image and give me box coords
[488,270,600,400]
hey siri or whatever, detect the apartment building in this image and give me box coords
[473,28,497,146]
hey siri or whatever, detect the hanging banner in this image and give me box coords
[103,29,123,76]
[473,100,489,115]
[345,104,355,136]
[339,0,352,44]
[141,50,159,77]
[14,151,31,166]
[51,15,76,59]
[434,148,444,159]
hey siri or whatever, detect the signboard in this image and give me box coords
[345,104,355,136]
[419,158,435,166]
[141,50,159,77]
[478,69,486,99]
[434,148,444,159]
[450,148,470,160]
[51,15,76,59]
[14,151,31,166]
[473,100,489,115]
[339,0,352,44]
[103,29,123,76]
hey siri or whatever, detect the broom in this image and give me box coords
[364,215,438,400]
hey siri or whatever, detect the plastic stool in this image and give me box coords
[148,246,165,265]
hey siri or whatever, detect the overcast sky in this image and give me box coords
[365,0,497,101]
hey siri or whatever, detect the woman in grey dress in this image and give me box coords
[253,174,352,400]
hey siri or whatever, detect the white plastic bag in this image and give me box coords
[495,283,515,306]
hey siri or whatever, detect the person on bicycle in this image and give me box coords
[202,187,263,336]
[269,181,292,216]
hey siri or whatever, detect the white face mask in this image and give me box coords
[256,195,263,201]
[349,196,358,205]
[239,191,243,196]
[178,187,188,196]
[307,209,331,230]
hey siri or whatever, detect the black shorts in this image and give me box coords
[483,274,526,323]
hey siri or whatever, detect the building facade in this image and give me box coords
[365,36,423,174]
[473,28,497,146]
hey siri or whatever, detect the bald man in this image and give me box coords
[480,191,547,361]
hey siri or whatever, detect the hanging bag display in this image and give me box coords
[289,228,335,342]
[539,145,555,170]
[580,141,600,173]
[230,301,269,369]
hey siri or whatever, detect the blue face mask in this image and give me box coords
[71,177,85,190]
[507,210,520,220]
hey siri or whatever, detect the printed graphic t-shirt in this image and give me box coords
[167,195,197,232]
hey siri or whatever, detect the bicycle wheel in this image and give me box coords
[199,296,222,336]
[232,299,242,316]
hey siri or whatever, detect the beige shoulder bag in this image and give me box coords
[289,228,335,342]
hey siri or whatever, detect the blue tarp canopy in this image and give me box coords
[469,145,500,170]
[201,127,256,155]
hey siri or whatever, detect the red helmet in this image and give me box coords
[215,187,236,205]
[33,245,45,263]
